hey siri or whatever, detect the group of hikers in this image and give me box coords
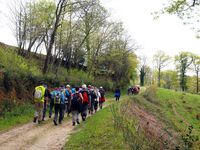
[128,85,140,95]
[33,83,106,126]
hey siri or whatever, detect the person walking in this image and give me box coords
[65,85,72,117]
[71,87,83,126]
[99,86,105,109]
[33,83,48,124]
[49,88,57,118]
[114,87,121,101]
[89,86,97,114]
[80,84,90,121]
[42,85,51,121]
[94,87,100,113]
[53,87,65,125]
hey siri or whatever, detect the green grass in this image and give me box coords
[156,88,200,136]
[0,103,34,132]
[131,87,200,149]
[65,103,126,150]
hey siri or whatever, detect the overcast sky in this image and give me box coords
[0,0,200,61]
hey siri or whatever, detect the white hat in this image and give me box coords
[66,84,70,88]
[100,86,103,89]
[82,84,87,89]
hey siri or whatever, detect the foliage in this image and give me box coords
[175,52,193,91]
[161,70,179,90]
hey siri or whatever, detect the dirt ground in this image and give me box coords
[0,117,75,150]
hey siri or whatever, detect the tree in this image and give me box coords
[160,0,200,36]
[10,0,55,56]
[153,50,170,87]
[43,0,69,74]
[162,70,179,90]
[175,52,193,91]
[191,54,200,93]
[138,56,149,86]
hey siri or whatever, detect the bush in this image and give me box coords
[142,85,159,104]
[3,70,13,91]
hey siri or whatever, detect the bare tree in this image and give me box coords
[153,50,170,87]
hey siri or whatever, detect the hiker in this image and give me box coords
[53,87,65,125]
[99,86,105,109]
[114,87,121,101]
[65,85,72,117]
[33,83,48,124]
[49,88,57,118]
[94,87,100,113]
[80,84,90,121]
[71,87,83,126]
[132,85,140,95]
[42,85,51,121]
[128,87,132,95]
[90,86,97,114]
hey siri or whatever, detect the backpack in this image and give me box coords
[71,93,80,110]
[65,90,70,97]
[91,90,97,99]
[82,91,89,103]
[54,93,61,104]
[34,86,44,102]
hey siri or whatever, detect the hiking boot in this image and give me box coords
[49,115,51,118]
[38,120,42,124]
[82,117,86,121]
[72,122,75,126]
[77,120,80,124]
[42,118,45,121]
[53,120,58,126]
[33,117,37,123]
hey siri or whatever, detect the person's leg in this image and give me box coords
[71,110,76,126]
[81,104,87,121]
[42,102,47,121]
[91,101,94,114]
[38,102,44,123]
[54,104,59,125]
[59,104,64,124]
[49,102,53,118]
[99,102,102,109]
[33,103,39,123]
[76,110,80,124]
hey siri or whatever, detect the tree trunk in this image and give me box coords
[158,68,161,87]
[196,71,199,93]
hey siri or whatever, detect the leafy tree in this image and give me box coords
[153,50,170,87]
[175,52,193,91]
[160,0,200,36]
[162,70,179,90]
[191,54,200,93]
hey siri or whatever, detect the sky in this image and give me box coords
[0,0,200,61]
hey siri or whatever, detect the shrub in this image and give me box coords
[142,85,159,104]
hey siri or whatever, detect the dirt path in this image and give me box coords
[0,104,107,150]
[0,117,74,150]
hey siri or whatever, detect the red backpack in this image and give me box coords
[82,91,89,103]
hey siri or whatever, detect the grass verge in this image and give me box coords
[65,102,126,150]
[0,103,34,132]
